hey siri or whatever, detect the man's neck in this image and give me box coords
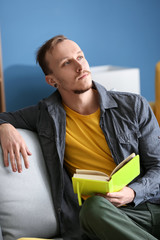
[61,88,100,115]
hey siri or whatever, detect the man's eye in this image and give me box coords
[77,56,83,60]
[63,60,70,66]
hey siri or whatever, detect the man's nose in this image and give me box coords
[74,60,83,73]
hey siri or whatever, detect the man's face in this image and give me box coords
[45,39,92,95]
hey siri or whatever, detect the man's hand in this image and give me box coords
[96,186,135,207]
[0,123,32,173]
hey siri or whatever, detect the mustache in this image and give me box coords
[76,70,91,80]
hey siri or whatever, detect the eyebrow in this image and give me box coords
[58,50,83,64]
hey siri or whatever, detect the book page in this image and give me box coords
[74,153,136,181]
[76,169,109,177]
[110,153,136,177]
[73,173,109,181]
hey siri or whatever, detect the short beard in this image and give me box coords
[73,88,91,94]
[73,82,93,94]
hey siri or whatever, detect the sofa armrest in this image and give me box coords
[0,129,60,240]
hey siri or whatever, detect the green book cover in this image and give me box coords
[72,153,140,206]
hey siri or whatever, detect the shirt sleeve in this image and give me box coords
[0,104,41,131]
[129,96,160,206]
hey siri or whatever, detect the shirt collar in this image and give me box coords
[45,81,118,113]
[93,81,118,111]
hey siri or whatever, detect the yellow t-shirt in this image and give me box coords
[63,104,116,177]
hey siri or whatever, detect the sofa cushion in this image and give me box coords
[0,129,59,240]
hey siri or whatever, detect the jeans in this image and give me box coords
[79,196,160,240]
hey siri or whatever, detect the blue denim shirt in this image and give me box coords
[0,81,160,239]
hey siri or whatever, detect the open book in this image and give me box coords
[72,153,140,206]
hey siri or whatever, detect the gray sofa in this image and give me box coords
[0,129,63,240]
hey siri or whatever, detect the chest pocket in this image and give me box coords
[116,130,141,152]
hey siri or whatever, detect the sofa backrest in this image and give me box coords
[0,129,59,240]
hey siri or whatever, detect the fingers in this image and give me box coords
[96,187,135,207]
[0,124,32,173]
[3,146,31,173]
[26,147,32,156]
[96,193,122,207]
[2,140,31,173]
[13,144,32,172]
[3,149,9,167]
[10,148,18,172]
[21,147,30,170]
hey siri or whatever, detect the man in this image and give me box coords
[0,35,160,240]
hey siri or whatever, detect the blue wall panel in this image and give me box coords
[0,0,160,111]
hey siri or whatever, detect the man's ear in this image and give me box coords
[45,75,56,87]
